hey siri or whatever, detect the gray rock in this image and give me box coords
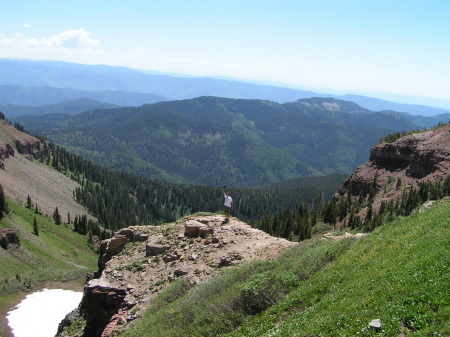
[0,228,20,249]
[146,237,171,256]
[116,228,135,242]
[174,269,188,277]
[369,319,382,330]
[184,220,204,237]
[199,226,214,238]
[106,235,129,255]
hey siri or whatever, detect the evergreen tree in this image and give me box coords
[0,183,6,218]
[53,207,62,225]
[396,177,402,189]
[79,215,87,235]
[74,215,79,233]
[33,216,39,236]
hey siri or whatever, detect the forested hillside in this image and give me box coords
[43,145,344,234]
[12,96,419,186]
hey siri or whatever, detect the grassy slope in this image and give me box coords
[225,200,450,337]
[0,198,97,337]
[122,199,449,337]
[0,198,97,295]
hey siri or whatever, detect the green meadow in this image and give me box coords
[122,199,450,337]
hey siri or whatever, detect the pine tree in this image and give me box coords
[26,195,32,209]
[53,207,62,225]
[79,215,87,235]
[33,216,39,236]
[396,177,402,189]
[73,215,79,233]
[0,183,6,218]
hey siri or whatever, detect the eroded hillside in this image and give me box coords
[0,119,91,222]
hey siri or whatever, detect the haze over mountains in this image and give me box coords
[2,58,449,187]
[1,59,450,117]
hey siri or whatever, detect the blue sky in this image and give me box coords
[1,0,450,107]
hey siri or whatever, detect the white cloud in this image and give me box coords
[0,28,100,50]
[23,24,32,28]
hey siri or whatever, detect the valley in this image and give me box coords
[11,96,423,187]
[0,59,449,337]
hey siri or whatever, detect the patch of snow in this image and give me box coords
[7,288,83,337]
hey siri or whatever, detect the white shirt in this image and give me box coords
[224,194,233,207]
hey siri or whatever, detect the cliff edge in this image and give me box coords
[59,214,295,337]
[338,124,450,214]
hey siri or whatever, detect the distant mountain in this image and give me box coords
[12,96,420,187]
[0,59,319,102]
[339,94,450,117]
[400,112,450,129]
[0,98,120,117]
[0,85,169,107]
[1,59,448,117]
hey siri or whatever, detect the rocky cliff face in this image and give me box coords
[339,124,450,207]
[0,120,47,169]
[59,214,295,337]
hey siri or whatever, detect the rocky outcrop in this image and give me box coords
[15,139,42,160]
[0,138,44,169]
[338,125,450,208]
[0,144,15,169]
[97,227,153,274]
[78,279,128,337]
[60,214,295,337]
[0,228,20,249]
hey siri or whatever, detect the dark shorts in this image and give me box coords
[224,206,231,213]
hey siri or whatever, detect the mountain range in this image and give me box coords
[1,62,449,336]
[13,96,425,187]
[1,59,450,116]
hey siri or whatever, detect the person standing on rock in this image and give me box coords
[222,185,233,220]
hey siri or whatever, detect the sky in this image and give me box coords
[1,0,450,107]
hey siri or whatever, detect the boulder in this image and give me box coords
[0,228,20,249]
[146,237,170,257]
[163,252,180,262]
[184,220,204,237]
[116,228,136,242]
[199,226,214,238]
[98,235,129,273]
[106,235,129,256]
[174,269,188,277]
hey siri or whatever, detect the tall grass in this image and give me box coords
[224,199,450,336]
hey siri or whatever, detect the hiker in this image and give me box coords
[222,185,233,219]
